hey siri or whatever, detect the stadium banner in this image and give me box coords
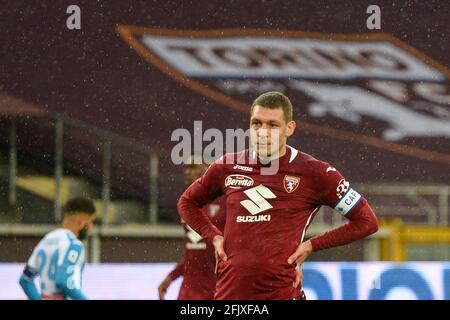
[2,262,449,300]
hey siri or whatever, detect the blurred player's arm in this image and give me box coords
[19,265,41,300]
[177,161,224,242]
[178,160,228,262]
[158,257,186,300]
[169,257,185,279]
[55,243,88,300]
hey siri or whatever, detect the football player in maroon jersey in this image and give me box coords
[178,92,379,300]
[158,158,226,300]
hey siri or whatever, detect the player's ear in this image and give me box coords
[286,120,296,137]
[76,215,85,227]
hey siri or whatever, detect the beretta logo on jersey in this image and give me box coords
[117,26,450,168]
[224,174,254,189]
[284,175,300,193]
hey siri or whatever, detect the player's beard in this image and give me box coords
[253,132,282,164]
[78,224,89,240]
[257,145,274,164]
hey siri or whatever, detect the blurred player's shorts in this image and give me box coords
[41,294,64,300]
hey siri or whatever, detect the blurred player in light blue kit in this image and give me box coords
[19,197,97,300]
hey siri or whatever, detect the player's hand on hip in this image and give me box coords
[213,235,227,262]
[288,240,312,266]
[213,235,228,274]
[293,262,303,288]
[158,275,172,300]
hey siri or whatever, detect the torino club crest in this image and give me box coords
[284,175,300,193]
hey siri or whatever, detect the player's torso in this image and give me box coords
[213,148,324,298]
[222,151,321,252]
[33,229,85,297]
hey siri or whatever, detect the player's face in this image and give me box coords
[184,163,208,186]
[250,105,296,158]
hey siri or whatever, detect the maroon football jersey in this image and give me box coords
[171,197,226,300]
[179,146,365,300]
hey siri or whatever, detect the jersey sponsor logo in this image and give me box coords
[334,188,362,215]
[336,179,350,199]
[225,174,254,189]
[241,184,276,215]
[232,164,253,172]
[237,185,276,223]
[236,214,271,223]
[284,175,300,193]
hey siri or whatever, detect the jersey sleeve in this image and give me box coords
[191,159,225,204]
[312,161,363,217]
[26,246,40,274]
[309,161,379,251]
[19,264,41,300]
[55,242,87,300]
[211,196,227,233]
[309,202,379,251]
[19,243,42,300]
[177,159,225,242]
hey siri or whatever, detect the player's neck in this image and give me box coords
[257,145,287,163]
[61,220,79,238]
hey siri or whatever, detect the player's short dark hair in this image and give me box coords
[64,197,96,216]
[251,91,293,122]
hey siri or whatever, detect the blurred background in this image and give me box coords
[0,0,449,299]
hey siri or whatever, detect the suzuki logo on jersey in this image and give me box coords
[225,174,254,189]
[236,215,271,223]
[284,175,300,193]
[237,185,276,223]
[336,179,350,199]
